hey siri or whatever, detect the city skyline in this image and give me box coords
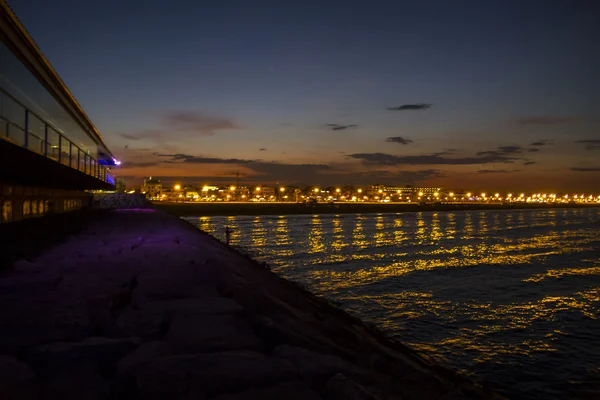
[9,0,600,191]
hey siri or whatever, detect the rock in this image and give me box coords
[273,345,372,385]
[41,370,111,400]
[326,373,382,400]
[211,381,323,400]
[28,337,139,377]
[132,268,220,304]
[0,323,65,356]
[118,341,171,377]
[0,355,37,399]
[116,308,170,340]
[395,372,451,400]
[136,351,296,399]
[165,313,263,354]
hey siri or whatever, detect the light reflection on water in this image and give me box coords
[185,208,600,399]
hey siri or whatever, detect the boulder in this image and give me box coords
[211,381,323,400]
[41,370,111,400]
[117,340,171,377]
[28,337,139,376]
[0,355,37,399]
[273,345,372,385]
[165,313,263,354]
[326,373,383,400]
[136,351,296,398]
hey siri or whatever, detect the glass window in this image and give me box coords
[1,200,13,223]
[23,200,30,216]
[38,200,44,214]
[31,200,37,215]
[0,42,97,158]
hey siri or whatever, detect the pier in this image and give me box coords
[0,208,503,399]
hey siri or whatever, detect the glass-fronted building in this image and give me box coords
[0,1,117,223]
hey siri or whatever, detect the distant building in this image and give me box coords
[369,185,442,201]
[142,177,162,199]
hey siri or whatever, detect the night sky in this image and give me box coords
[9,0,600,191]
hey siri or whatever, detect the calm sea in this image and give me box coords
[184,208,600,399]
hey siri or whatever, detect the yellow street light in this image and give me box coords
[174,184,181,191]
[467,192,472,197]
[280,187,285,192]
[434,192,439,197]
[255,187,261,192]
[378,189,383,194]
[230,186,236,191]
[418,191,424,196]
[449,192,454,197]
[481,193,486,198]
[357,189,363,193]
[314,188,319,192]
[495,193,500,197]
[508,193,512,198]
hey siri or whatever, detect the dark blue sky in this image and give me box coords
[9,0,600,190]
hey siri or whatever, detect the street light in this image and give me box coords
[174,184,181,191]
[357,189,363,193]
[280,187,285,192]
[336,188,341,193]
[314,188,319,193]
[255,187,261,192]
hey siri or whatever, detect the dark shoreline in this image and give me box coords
[153,201,600,217]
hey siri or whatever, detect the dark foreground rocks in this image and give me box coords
[0,209,505,399]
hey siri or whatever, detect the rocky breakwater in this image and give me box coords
[0,209,504,399]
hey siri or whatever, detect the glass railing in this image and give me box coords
[0,87,115,186]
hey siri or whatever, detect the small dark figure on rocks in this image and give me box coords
[224,225,232,245]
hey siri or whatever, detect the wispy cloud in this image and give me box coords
[326,124,358,131]
[259,148,267,151]
[476,145,523,157]
[117,111,239,142]
[528,148,540,153]
[516,116,580,125]
[477,169,510,174]
[386,104,432,111]
[575,139,600,150]
[530,140,553,146]
[162,111,239,135]
[523,161,536,166]
[571,167,600,172]
[386,136,413,145]
[347,151,519,166]
[120,161,161,168]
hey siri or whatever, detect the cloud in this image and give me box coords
[476,145,523,157]
[575,139,600,150]
[386,104,432,111]
[571,167,600,172]
[259,148,267,151]
[156,153,253,164]
[386,136,413,145]
[326,124,358,131]
[530,140,553,146]
[528,148,540,153]
[116,111,239,142]
[477,170,510,174]
[120,161,161,168]
[523,161,536,166]
[162,111,239,135]
[347,152,519,166]
[516,116,580,125]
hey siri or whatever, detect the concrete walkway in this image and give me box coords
[0,209,503,399]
